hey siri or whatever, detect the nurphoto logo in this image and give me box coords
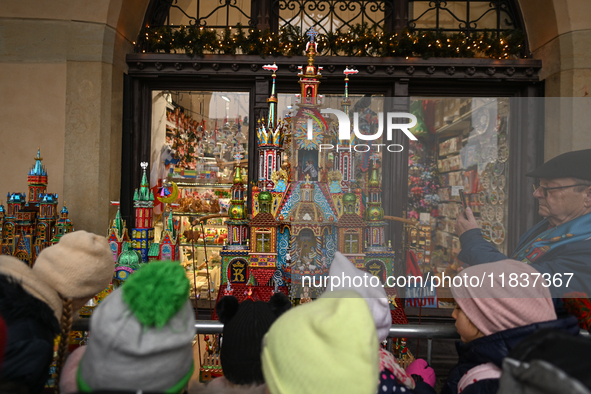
[309,109,418,153]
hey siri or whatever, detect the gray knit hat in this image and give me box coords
[77,261,196,393]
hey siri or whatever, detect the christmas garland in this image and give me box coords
[140,24,525,59]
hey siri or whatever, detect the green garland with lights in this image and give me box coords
[141,24,525,59]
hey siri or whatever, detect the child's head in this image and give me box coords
[77,261,195,392]
[450,260,556,342]
[261,290,379,394]
[328,251,392,342]
[216,292,291,386]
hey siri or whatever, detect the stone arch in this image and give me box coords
[519,0,591,156]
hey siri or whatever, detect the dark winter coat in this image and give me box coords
[440,316,580,394]
[498,327,591,394]
[457,219,591,297]
[0,274,61,394]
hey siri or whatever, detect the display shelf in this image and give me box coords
[435,101,491,135]
[173,211,214,217]
[173,181,233,188]
[180,243,224,247]
[436,169,463,175]
[437,151,461,159]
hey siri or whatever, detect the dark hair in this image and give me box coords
[0,274,60,335]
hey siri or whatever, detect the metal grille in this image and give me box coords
[408,0,520,36]
[154,0,255,29]
[273,0,393,34]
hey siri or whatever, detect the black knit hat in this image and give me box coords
[526,149,591,180]
[216,292,291,385]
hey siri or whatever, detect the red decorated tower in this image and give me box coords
[131,162,155,262]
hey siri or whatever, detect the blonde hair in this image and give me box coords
[54,296,73,394]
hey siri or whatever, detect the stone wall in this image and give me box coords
[0,0,147,234]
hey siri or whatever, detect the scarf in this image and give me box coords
[512,212,591,264]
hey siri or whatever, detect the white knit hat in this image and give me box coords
[327,252,392,342]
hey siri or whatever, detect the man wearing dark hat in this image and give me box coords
[455,149,591,296]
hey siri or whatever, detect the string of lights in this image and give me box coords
[137,24,525,59]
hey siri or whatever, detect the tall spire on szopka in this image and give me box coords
[164,209,176,239]
[298,26,322,103]
[134,162,154,206]
[366,158,384,222]
[369,165,379,188]
[113,205,124,235]
[263,63,278,131]
[258,64,284,147]
[233,165,243,185]
[29,148,47,177]
[342,67,358,116]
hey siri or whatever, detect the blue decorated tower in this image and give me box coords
[51,203,74,244]
[132,162,155,262]
[27,149,48,206]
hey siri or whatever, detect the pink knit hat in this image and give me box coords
[450,260,556,336]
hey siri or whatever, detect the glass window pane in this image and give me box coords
[408,97,510,273]
[151,90,249,185]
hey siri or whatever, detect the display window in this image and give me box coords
[149,90,250,300]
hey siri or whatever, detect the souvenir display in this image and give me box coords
[490,175,498,190]
[481,221,493,241]
[498,144,509,162]
[491,222,506,245]
[495,206,504,222]
[426,96,511,279]
[486,205,496,222]
[481,175,490,190]
[498,189,505,205]
[493,161,505,175]
[497,174,506,190]
[479,191,487,204]
[490,190,499,205]
[473,107,490,134]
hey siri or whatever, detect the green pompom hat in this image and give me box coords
[122,260,190,328]
[77,260,195,392]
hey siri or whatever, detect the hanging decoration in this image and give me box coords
[139,24,526,59]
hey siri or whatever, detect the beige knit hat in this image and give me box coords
[0,231,115,321]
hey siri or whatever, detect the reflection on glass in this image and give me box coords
[151,91,250,185]
[407,97,510,282]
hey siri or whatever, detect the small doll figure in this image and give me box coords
[395,337,415,369]
[300,286,312,304]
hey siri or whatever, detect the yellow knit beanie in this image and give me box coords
[262,290,379,394]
